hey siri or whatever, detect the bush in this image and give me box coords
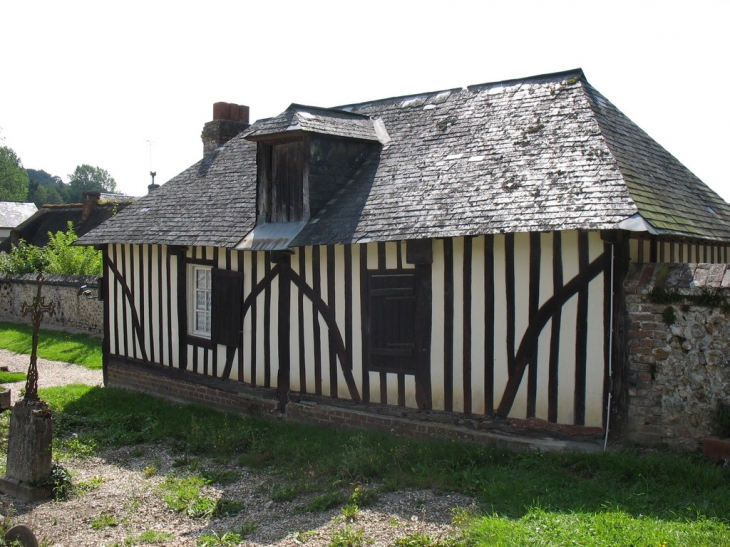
[0,222,102,275]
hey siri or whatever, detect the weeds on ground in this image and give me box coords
[121,530,174,545]
[158,475,242,519]
[298,491,344,513]
[196,522,256,547]
[392,533,451,547]
[196,530,243,547]
[328,525,373,547]
[89,512,117,530]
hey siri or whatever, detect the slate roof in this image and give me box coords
[0,202,130,252]
[245,104,383,143]
[0,202,37,229]
[77,69,730,249]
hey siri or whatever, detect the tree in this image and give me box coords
[0,146,29,202]
[27,169,69,206]
[67,164,117,202]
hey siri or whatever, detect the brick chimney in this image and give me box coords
[201,102,250,156]
[81,191,101,221]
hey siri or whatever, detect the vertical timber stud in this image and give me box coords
[407,239,433,410]
[360,245,370,403]
[273,252,292,410]
[175,247,188,371]
[574,232,590,426]
[462,237,473,415]
[443,238,454,412]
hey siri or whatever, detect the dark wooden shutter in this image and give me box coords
[271,141,303,222]
[211,268,243,347]
[368,272,416,372]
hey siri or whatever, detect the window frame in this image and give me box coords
[187,263,213,340]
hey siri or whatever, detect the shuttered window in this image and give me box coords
[367,271,417,372]
[187,265,243,347]
[210,268,243,347]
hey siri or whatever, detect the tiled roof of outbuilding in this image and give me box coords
[77,69,730,248]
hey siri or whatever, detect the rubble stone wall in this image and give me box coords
[625,263,730,450]
[0,274,103,335]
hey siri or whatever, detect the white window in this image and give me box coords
[189,265,212,338]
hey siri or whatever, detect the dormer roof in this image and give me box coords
[244,104,387,144]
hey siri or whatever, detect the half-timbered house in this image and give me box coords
[77,69,730,443]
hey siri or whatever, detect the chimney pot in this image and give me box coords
[238,105,249,124]
[213,102,230,121]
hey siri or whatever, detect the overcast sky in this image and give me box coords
[1,1,728,202]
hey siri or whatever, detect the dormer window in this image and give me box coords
[240,104,390,250]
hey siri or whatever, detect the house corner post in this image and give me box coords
[101,246,110,386]
[608,232,631,442]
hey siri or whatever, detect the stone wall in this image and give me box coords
[0,274,103,335]
[625,263,730,450]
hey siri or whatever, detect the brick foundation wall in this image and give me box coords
[0,274,102,334]
[106,358,279,418]
[625,263,730,450]
[106,359,601,453]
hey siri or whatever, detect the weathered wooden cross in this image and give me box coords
[20,273,56,400]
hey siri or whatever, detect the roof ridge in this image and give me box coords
[335,68,586,110]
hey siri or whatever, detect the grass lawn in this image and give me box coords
[0,325,728,545]
[30,384,730,546]
[0,321,102,370]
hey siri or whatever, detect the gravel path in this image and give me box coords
[0,350,473,546]
[0,349,103,405]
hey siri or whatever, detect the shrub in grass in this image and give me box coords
[350,486,378,508]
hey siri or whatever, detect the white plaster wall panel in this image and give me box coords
[470,235,487,416]
[405,375,417,409]
[535,232,556,421]
[585,273,606,426]
[318,246,330,396]
[557,231,580,424]
[510,232,531,419]
[168,250,180,368]
[430,238,446,411]
[491,234,509,412]
[451,236,465,414]
[334,245,351,400]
